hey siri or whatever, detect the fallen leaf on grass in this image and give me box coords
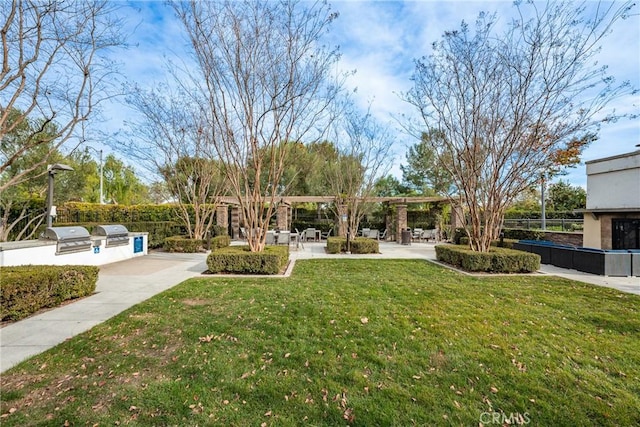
[343,407,355,422]
[360,317,368,324]
[240,371,255,379]
[199,335,214,343]
[511,358,527,372]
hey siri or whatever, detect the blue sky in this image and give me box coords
[106,0,640,188]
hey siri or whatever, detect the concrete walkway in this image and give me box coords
[1,242,638,373]
[1,252,208,373]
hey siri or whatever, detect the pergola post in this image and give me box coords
[450,203,465,232]
[231,205,241,239]
[276,203,289,231]
[396,204,408,244]
[216,204,229,234]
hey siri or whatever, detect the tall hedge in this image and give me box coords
[0,265,99,321]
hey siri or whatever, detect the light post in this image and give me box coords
[46,163,74,228]
[540,172,546,231]
[85,147,104,204]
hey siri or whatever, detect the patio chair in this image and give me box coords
[367,229,379,239]
[265,230,276,245]
[379,229,387,241]
[412,228,423,241]
[361,228,370,237]
[305,228,317,242]
[278,230,291,245]
[294,228,304,249]
[239,227,247,240]
[321,227,333,240]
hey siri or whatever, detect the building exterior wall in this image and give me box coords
[582,150,640,249]
[586,151,640,210]
[602,213,640,250]
[582,214,601,249]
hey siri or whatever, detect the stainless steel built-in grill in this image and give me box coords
[94,224,129,248]
[43,226,92,255]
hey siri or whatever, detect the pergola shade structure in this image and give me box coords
[213,196,459,242]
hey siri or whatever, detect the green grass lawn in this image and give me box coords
[1,259,639,426]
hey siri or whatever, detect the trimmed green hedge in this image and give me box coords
[435,244,540,273]
[206,245,289,274]
[57,202,202,223]
[210,235,231,251]
[0,265,99,321]
[164,234,232,253]
[164,236,206,253]
[326,237,379,254]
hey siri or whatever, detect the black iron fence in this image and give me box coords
[503,218,583,232]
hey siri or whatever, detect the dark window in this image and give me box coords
[612,218,640,250]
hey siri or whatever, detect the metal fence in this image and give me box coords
[503,218,584,232]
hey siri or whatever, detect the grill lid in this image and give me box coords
[94,224,129,237]
[43,226,91,241]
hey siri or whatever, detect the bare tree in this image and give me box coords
[124,83,227,241]
[0,0,126,193]
[172,0,341,251]
[324,102,394,241]
[404,1,636,252]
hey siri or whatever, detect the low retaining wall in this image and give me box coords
[0,233,148,267]
[539,231,583,246]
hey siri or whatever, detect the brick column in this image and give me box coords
[276,204,289,231]
[231,205,241,239]
[450,204,465,230]
[216,204,228,234]
[396,204,407,243]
